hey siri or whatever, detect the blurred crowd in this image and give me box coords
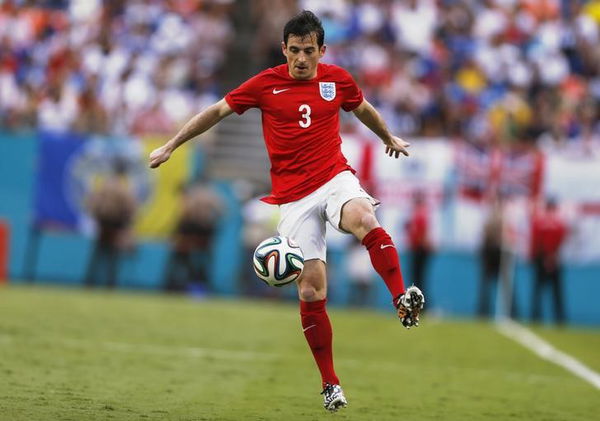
[0,0,234,135]
[288,0,600,147]
[1,0,599,148]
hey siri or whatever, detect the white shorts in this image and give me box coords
[277,171,379,262]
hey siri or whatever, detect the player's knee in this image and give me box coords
[342,201,373,231]
[359,212,379,232]
[298,278,326,301]
[299,286,320,301]
[297,259,327,301]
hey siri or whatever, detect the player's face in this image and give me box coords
[282,33,325,80]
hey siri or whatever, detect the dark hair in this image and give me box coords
[283,10,324,47]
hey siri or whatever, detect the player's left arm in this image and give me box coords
[352,99,410,158]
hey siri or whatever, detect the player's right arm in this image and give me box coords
[149,98,234,169]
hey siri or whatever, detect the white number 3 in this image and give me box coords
[299,104,311,128]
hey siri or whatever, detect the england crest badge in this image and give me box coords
[319,82,336,101]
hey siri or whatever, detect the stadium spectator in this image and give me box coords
[477,195,518,318]
[163,180,223,293]
[83,158,137,288]
[477,195,504,317]
[405,191,433,306]
[530,198,569,324]
[148,10,424,412]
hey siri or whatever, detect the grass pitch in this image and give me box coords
[0,285,598,421]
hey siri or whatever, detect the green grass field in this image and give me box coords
[0,284,598,421]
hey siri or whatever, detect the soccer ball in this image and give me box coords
[253,236,304,287]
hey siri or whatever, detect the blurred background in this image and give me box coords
[1,0,599,325]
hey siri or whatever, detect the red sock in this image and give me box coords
[300,299,339,388]
[362,227,406,298]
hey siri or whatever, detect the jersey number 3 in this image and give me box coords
[299,104,311,128]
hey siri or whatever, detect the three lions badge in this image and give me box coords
[319,82,336,101]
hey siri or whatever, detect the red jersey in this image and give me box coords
[531,210,568,258]
[407,205,430,250]
[225,63,364,204]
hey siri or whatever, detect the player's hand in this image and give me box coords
[149,144,172,169]
[384,136,410,158]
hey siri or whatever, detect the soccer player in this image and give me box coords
[149,10,424,412]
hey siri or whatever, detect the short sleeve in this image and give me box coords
[225,73,262,115]
[340,70,364,112]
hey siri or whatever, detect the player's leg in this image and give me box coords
[297,260,332,382]
[338,197,424,327]
[278,193,347,411]
[297,259,327,301]
[340,198,403,293]
[297,262,347,411]
[323,172,423,326]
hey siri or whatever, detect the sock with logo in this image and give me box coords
[362,227,405,298]
[300,299,339,387]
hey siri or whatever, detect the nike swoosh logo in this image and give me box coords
[272,88,290,94]
[380,244,395,250]
[302,324,317,332]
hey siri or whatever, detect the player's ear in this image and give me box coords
[319,44,326,58]
[281,41,288,58]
